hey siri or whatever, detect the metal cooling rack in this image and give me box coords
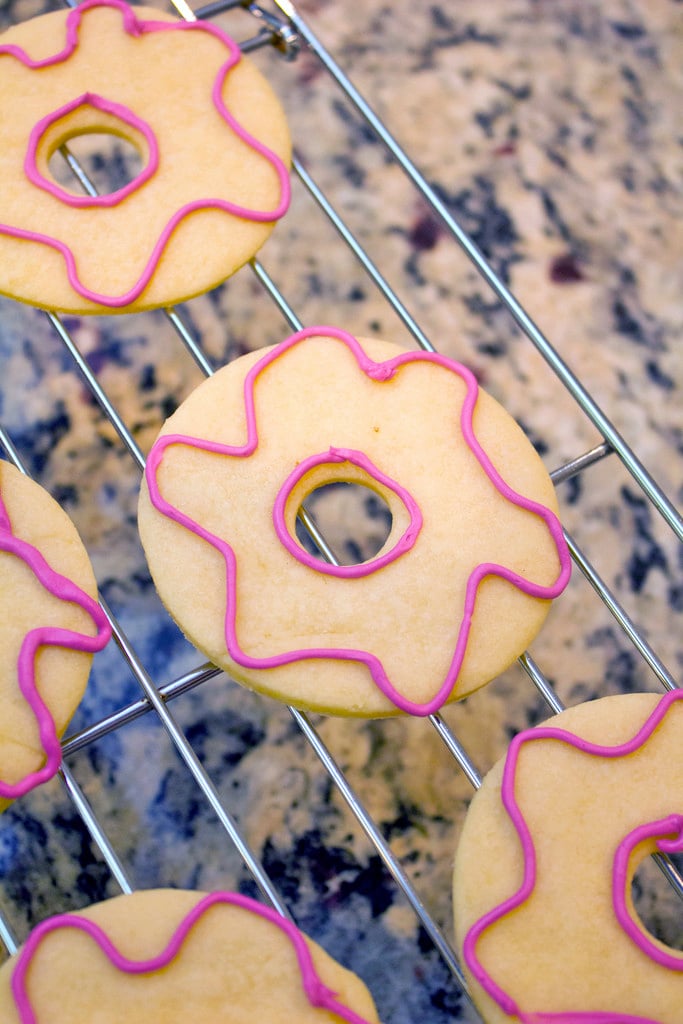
[0,0,681,1020]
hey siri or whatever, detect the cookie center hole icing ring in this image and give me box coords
[31,94,154,204]
[274,448,422,577]
[630,853,683,954]
[614,815,683,969]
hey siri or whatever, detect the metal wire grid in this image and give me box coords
[0,0,681,1017]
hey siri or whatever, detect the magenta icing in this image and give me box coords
[273,446,423,578]
[0,0,291,308]
[26,92,159,207]
[0,482,111,800]
[462,688,683,1023]
[613,814,683,974]
[145,325,571,716]
[10,890,375,1024]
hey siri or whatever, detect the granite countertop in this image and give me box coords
[0,1,681,1021]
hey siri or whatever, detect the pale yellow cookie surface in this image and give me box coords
[0,1,291,313]
[0,461,103,811]
[0,888,382,1023]
[138,330,566,717]
[453,692,683,1023]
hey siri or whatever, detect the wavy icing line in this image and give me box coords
[145,325,571,716]
[462,688,683,1023]
[0,0,291,307]
[10,891,375,1024]
[0,482,111,800]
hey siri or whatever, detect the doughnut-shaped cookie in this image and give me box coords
[0,0,291,313]
[453,690,683,1023]
[0,888,381,1023]
[0,460,110,812]
[137,326,570,717]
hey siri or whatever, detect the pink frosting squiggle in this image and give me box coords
[10,890,376,1024]
[462,688,683,1023]
[26,92,159,207]
[613,814,683,973]
[273,446,423,578]
[145,325,570,716]
[0,487,111,800]
[0,0,291,308]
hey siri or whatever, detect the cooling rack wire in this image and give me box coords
[0,0,681,1020]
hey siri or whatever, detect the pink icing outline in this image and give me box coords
[25,92,159,207]
[613,814,683,973]
[0,485,111,800]
[144,325,571,716]
[10,890,375,1024]
[462,688,683,1023]
[0,0,291,307]
[272,446,423,578]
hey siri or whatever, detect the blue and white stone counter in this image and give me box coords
[0,1,681,1021]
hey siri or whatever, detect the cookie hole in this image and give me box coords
[630,853,683,952]
[296,482,392,567]
[48,131,144,197]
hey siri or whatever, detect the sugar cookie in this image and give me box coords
[0,0,291,313]
[453,690,683,1023]
[138,326,570,717]
[0,888,381,1023]
[0,460,110,812]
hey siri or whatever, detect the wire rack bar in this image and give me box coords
[0,426,28,477]
[249,256,304,330]
[519,653,566,715]
[243,1,299,56]
[0,914,18,957]
[549,442,613,485]
[654,854,683,902]
[101,595,290,916]
[58,764,135,894]
[275,0,683,544]
[564,532,679,691]
[292,153,435,352]
[62,663,222,756]
[167,307,215,376]
[428,716,483,790]
[290,707,475,1001]
[46,311,146,471]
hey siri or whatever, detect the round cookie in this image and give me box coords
[137,326,570,717]
[0,460,110,812]
[0,888,381,1023]
[0,0,291,313]
[453,690,683,1023]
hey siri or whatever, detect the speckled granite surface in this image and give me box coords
[0,0,681,1021]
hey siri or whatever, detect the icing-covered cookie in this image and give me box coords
[0,888,381,1023]
[0,460,110,812]
[0,0,291,313]
[137,326,570,717]
[453,690,683,1023]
